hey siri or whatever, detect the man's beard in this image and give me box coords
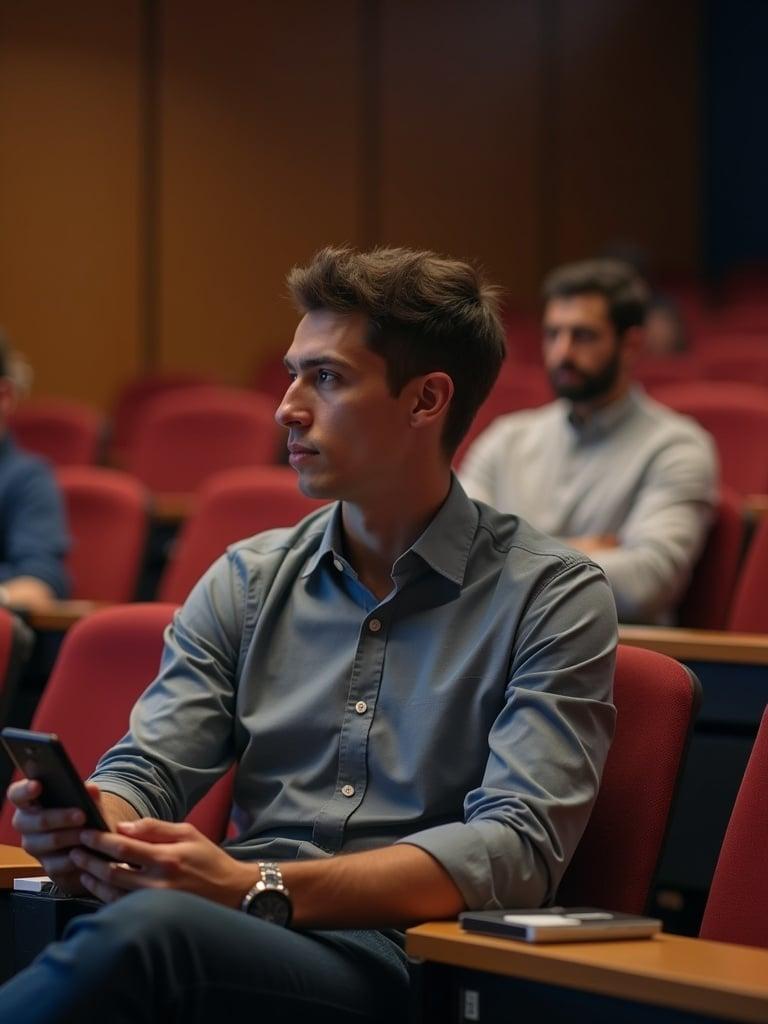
[548,349,622,402]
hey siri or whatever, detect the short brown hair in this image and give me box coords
[287,246,506,455]
[542,259,649,336]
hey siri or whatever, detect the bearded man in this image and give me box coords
[459,259,718,624]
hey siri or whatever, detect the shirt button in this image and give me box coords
[333,558,344,572]
[341,784,355,797]
[368,618,382,633]
[355,700,368,714]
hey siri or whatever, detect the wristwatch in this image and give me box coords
[240,861,292,926]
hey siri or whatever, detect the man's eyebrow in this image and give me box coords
[283,354,352,371]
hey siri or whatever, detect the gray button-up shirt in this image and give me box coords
[459,389,718,624]
[92,477,616,910]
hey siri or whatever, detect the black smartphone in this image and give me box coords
[0,727,109,831]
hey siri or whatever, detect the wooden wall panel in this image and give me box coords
[0,1,702,405]
[157,0,364,385]
[376,0,543,305]
[0,0,142,408]
[552,0,700,272]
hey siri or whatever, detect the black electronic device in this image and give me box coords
[0,727,109,831]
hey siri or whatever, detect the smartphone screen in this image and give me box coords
[0,727,109,831]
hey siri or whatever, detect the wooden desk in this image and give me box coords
[151,493,195,525]
[745,495,768,521]
[407,921,768,1024]
[618,626,768,666]
[20,600,105,632]
[0,845,41,888]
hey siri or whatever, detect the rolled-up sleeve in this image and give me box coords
[91,551,247,819]
[397,559,617,910]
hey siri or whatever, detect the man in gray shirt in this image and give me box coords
[460,260,718,624]
[3,248,616,1023]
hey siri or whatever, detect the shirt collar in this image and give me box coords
[564,387,640,440]
[300,474,479,588]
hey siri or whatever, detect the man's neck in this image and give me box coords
[340,469,452,601]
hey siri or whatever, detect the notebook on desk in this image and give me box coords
[459,907,662,944]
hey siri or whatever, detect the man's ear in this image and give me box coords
[409,372,454,429]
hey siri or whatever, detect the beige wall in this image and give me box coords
[0,0,700,407]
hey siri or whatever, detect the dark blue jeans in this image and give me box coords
[0,889,410,1023]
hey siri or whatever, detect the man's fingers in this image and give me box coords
[12,805,85,834]
[7,778,42,806]
[79,828,178,872]
[79,871,124,904]
[71,848,146,893]
[20,827,85,857]
[117,818,194,843]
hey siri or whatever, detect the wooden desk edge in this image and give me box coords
[618,625,768,665]
[22,600,107,631]
[406,924,768,1024]
[0,844,42,888]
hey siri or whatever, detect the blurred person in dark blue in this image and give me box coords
[0,331,69,611]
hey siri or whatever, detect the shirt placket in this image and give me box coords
[311,608,388,853]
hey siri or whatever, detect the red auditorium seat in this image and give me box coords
[699,706,768,947]
[557,645,700,914]
[453,368,551,468]
[123,387,281,494]
[634,355,700,390]
[10,399,103,467]
[56,467,149,602]
[0,607,33,726]
[158,466,326,603]
[676,488,746,630]
[651,382,768,495]
[108,372,217,465]
[728,516,768,632]
[0,604,233,845]
[698,342,768,388]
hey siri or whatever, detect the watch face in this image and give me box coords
[250,890,292,927]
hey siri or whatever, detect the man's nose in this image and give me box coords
[275,380,310,428]
[548,330,575,364]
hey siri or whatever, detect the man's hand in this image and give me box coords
[7,779,137,895]
[71,819,255,907]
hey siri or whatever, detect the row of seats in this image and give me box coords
[55,465,324,604]
[12,363,768,499]
[49,463,768,632]
[0,602,765,947]
[10,381,282,487]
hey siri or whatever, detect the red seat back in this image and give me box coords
[159,466,326,603]
[699,707,768,947]
[557,645,700,914]
[651,382,768,495]
[0,608,33,725]
[0,604,233,844]
[453,369,551,468]
[109,373,216,464]
[676,488,746,630]
[124,388,281,493]
[10,399,103,467]
[728,517,768,632]
[56,467,149,602]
